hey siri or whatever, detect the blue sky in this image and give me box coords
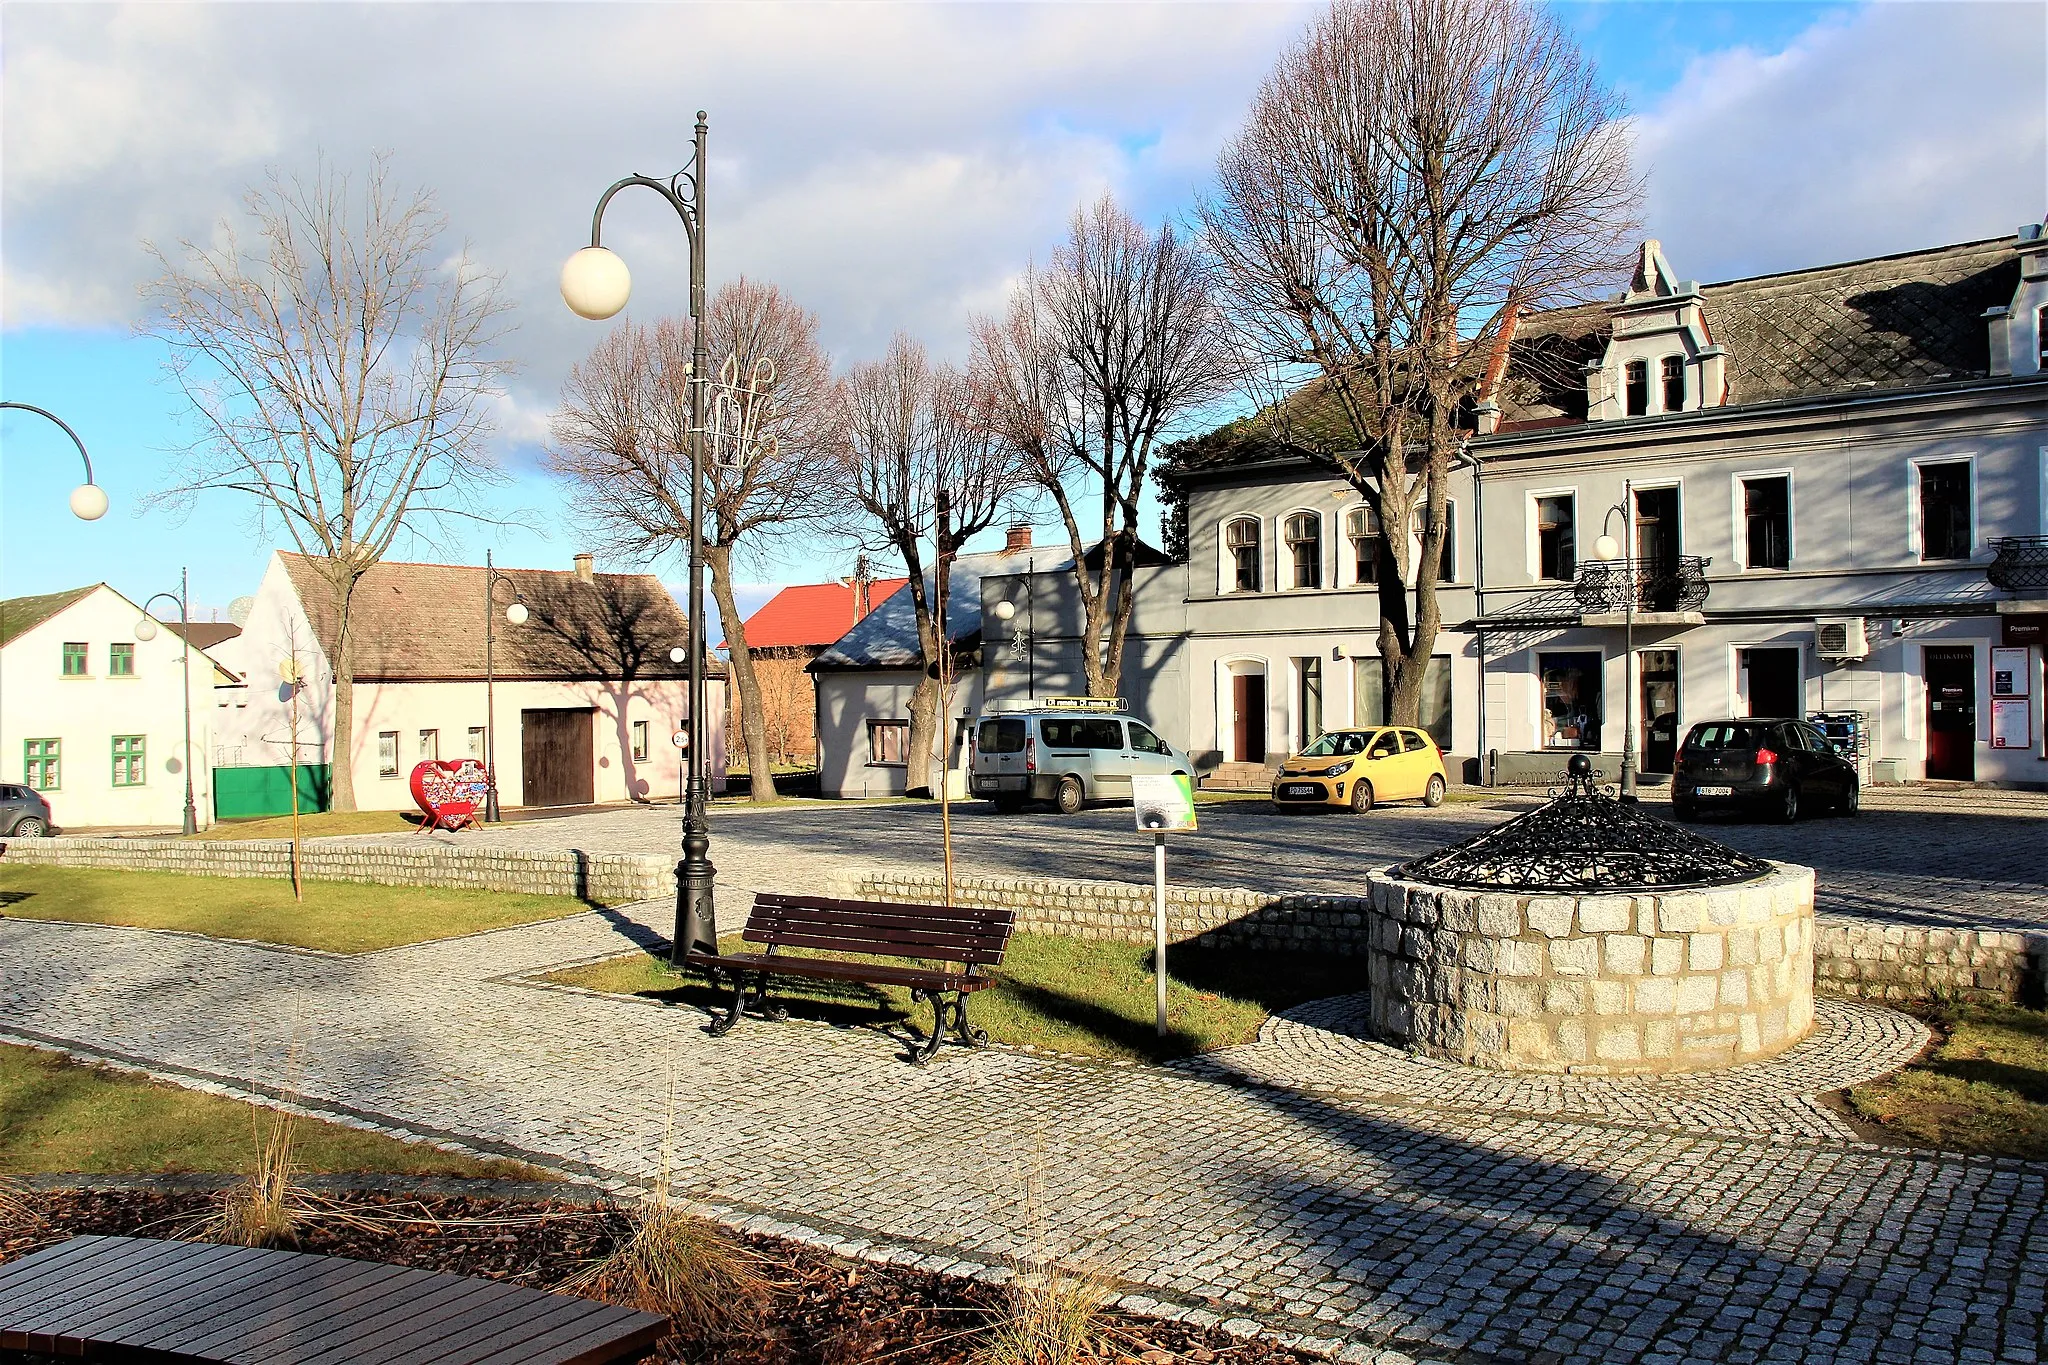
[3,1,2043,639]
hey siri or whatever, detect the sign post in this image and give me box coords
[1131,773,1197,1038]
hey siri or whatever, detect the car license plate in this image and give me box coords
[1694,785,1732,797]
[1281,784,1321,798]
[976,777,998,790]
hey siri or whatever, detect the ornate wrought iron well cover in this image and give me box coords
[1400,755,1776,893]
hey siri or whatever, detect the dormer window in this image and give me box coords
[2039,305,2047,365]
[1660,356,1685,412]
[1284,512,1323,589]
[1225,517,1261,592]
[1625,360,1649,416]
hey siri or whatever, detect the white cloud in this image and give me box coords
[1631,0,2047,282]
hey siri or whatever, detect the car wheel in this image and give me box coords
[1840,781,1860,817]
[1775,782,1800,824]
[1349,779,1375,814]
[1422,774,1446,808]
[9,817,45,838]
[1054,776,1085,815]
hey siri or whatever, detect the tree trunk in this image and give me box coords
[905,671,940,799]
[328,577,359,813]
[706,543,778,802]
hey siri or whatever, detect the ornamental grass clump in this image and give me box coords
[973,1143,1116,1365]
[196,1097,308,1248]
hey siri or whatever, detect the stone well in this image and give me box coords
[1364,863,1815,1074]
[1366,757,1816,1075]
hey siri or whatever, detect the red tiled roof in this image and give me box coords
[730,578,908,650]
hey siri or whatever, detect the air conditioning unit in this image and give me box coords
[1814,618,1870,660]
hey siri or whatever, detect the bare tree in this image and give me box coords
[831,336,1027,795]
[548,279,835,801]
[1199,0,1639,725]
[973,196,1234,698]
[145,156,513,812]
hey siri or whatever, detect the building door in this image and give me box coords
[1639,649,1680,775]
[1633,486,1681,610]
[521,708,596,807]
[1924,647,1977,781]
[1232,672,1267,763]
[1738,647,1800,720]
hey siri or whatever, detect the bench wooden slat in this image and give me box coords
[3,1238,264,1337]
[373,1280,607,1365]
[230,1261,427,1362]
[749,900,1014,931]
[756,891,1013,924]
[743,903,1013,965]
[57,1250,368,1348]
[151,1253,430,1354]
[738,928,1001,965]
[246,1272,516,1365]
[693,950,995,993]
[439,1296,645,1365]
[0,1234,166,1308]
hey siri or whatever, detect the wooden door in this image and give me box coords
[1639,649,1680,774]
[1633,486,1682,610]
[1924,648,1976,781]
[521,708,596,807]
[1232,673,1267,763]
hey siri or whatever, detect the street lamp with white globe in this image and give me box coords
[1593,482,1639,803]
[563,112,719,969]
[1,402,108,521]
[133,568,200,835]
[482,553,528,824]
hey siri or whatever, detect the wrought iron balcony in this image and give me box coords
[1987,536,2048,595]
[1479,556,1712,628]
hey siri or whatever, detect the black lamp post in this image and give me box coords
[482,550,529,823]
[561,112,717,966]
[0,402,108,520]
[1593,480,1639,804]
[134,569,199,836]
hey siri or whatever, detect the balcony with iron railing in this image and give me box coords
[1479,556,1712,628]
[1987,536,2048,596]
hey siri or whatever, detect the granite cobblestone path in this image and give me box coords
[3,906,2042,1365]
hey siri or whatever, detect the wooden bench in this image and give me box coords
[0,1234,667,1364]
[685,892,1016,1065]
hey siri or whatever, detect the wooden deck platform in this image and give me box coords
[0,1234,668,1363]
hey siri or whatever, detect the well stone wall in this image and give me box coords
[1365,865,1817,1074]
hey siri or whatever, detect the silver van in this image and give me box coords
[971,698,1192,815]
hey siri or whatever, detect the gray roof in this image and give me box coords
[810,545,1072,671]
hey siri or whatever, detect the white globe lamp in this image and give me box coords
[992,600,1016,622]
[669,646,687,664]
[505,602,529,626]
[134,616,159,642]
[1593,534,1622,562]
[70,483,108,521]
[560,247,631,320]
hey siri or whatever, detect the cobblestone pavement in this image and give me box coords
[325,789,2048,935]
[4,908,2043,1365]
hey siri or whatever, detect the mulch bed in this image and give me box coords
[2,1187,1323,1365]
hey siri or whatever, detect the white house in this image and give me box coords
[214,551,727,815]
[0,584,225,831]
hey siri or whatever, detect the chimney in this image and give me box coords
[1004,522,1034,553]
[573,553,595,583]
[851,553,872,622]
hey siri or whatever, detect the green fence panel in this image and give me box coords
[212,765,333,819]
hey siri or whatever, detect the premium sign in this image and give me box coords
[2001,613,2048,647]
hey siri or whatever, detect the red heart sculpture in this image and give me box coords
[410,759,491,831]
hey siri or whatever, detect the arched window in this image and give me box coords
[1625,360,1649,416]
[1224,517,1262,593]
[1346,506,1382,585]
[1284,512,1323,589]
[1660,355,1685,412]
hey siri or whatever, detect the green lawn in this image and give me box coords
[0,1043,544,1178]
[188,810,424,840]
[549,933,1360,1064]
[0,867,591,953]
[1847,1002,2048,1160]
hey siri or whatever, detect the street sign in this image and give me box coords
[672,729,689,749]
[1132,773,1197,832]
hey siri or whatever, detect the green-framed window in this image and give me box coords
[112,735,146,787]
[109,643,135,677]
[24,739,59,791]
[61,642,88,676]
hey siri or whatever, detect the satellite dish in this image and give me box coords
[228,595,256,627]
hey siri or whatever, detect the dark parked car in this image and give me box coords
[1672,718,1858,823]
[0,784,54,836]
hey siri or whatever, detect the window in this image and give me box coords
[1296,656,1323,749]
[1917,459,1972,560]
[1039,717,1124,749]
[1625,360,1649,416]
[1741,475,1791,570]
[867,720,909,766]
[1353,656,1454,752]
[108,643,135,677]
[62,642,87,677]
[1283,512,1323,589]
[377,731,399,777]
[1412,502,1456,582]
[24,739,59,791]
[468,726,487,759]
[417,729,439,761]
[977,718,1026,753]
[1660,355,1685,413]
[1225,518,1262,592]
[1401,730,1430,753]
[1535,494,1576,581]
[111,735,145,787]
[1128,722,1171,756]
[631,720,650,761]
[1346,506,1382,585]
[1539,652,1603,750]
[2039,305,2048,365]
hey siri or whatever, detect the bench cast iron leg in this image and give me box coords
[951,994,990,1048]
[910,988,947,1066]
[707,969,748,1037]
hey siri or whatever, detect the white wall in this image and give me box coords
[815,669,981,798]
[0,585,216,830]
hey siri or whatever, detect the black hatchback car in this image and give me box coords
[1672,718,1859,823]
[0,784,54,837]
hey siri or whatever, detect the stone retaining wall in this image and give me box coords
[0,836,669,906]
[830,866,2043,1005]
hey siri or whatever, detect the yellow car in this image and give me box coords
[1271,727,1448,813]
